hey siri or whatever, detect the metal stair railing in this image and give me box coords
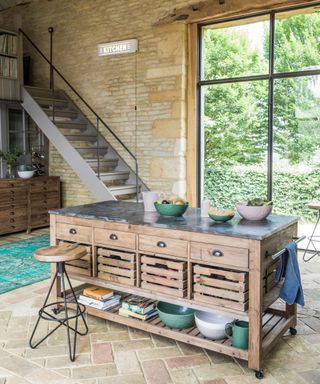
[19,28,139,202]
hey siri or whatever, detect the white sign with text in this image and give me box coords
[97,39,138,56]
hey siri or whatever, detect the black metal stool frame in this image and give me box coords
[303,209,320,262]
[29,262,89,361]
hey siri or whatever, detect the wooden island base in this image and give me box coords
[50,201,300,379]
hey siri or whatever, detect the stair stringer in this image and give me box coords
[21,87,116,202]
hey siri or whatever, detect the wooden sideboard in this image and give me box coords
[0,176,60,235]
[50,202,299,377]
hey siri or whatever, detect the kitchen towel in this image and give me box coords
[275,241,304,306]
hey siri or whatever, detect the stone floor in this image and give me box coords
[0,230,320,384]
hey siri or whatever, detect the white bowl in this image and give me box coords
[18,170,35,179]
[195,311,234,340]
[236,202,272,221]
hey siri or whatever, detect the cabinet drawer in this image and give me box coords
[56,223,92,243]
[190,242,248,269]
[29,179,59,193]
[94,228,136,250]
[0,188,27,204]
[139,234,188,258]
[0,180,24,189]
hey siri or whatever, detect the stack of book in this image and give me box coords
[119,296,157,321]
[78,286,120,311]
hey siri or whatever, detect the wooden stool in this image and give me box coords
[303,202,320,262]
[29,244,89,361]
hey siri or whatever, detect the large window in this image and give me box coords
[199,5,320,226]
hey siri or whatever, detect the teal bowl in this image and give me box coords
[157,302,195,329]
[208,213,234,222]
[154,202,188,217]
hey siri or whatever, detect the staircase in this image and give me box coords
[22,85,145,202]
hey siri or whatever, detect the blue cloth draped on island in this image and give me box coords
[275,241,305,306]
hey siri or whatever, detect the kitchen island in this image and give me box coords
[50,201,299,378]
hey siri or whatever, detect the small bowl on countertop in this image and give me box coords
[17,170,35,179]
[157,302,195,329]
[195,310,234,340]
[154,202,189,217]
[208,208,234,222]
[236,202,272,221]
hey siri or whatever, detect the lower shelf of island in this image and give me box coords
[63,283,294,363]
[67,272,249,320]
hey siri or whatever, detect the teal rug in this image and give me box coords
[0,234,50,294]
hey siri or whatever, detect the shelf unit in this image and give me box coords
[67,284,293,362]
[0,28,21,101]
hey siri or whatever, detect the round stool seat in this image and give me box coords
[308,202,320,210]
[35,244,87,263]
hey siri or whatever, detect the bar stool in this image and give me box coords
[29,244,89,361]
[303,202,320,262]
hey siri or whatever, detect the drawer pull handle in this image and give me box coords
[157,241,167,248]
[212,249,223,257]
[109,233,118,241]
[69,228,77,235]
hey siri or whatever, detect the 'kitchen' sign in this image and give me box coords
[98,39,138,56]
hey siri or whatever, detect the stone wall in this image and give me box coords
[0,0,195,207]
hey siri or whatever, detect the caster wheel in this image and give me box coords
[289,327,297,336]
[255,371,264,380]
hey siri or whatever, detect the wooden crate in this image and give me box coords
[193,264,249,311]
[263,258,280,294]
[59,241,92,277]
[97,248,136,286]
[140,254,187,298]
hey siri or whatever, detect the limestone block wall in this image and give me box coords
[0,0,195,207]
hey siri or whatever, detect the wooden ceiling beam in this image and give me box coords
[155,0,320,25]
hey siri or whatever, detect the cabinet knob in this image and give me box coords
[157,241,167,248]
[212,249,223,257]
[69,228,77,235]
[109,233,118,241]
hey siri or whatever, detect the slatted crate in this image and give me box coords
[140,254,187,298]
[97,248,136,286]
[263,258,280,294]
[61,242,92,277]
[193,264,249,311]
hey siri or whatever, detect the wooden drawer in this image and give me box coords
[29,179,59,193]
[94,228,136,250]
[190,241,248,269]
[30,213,49,228]
[0,188,27,204]
[56,222,92,243]
[98,248,136,286]
[193,264,249,311]
[0,180,24,189]
[140,254,187,297]
[0,206,27,220]
[61,242,92,277]
[0,217,27,234]
[139,234,188,258]
[30,191,60,202]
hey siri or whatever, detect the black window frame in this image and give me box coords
[197,2,320,207]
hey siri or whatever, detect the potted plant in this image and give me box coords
[0,148,22,178]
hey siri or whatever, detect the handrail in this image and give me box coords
[19,28,139,200]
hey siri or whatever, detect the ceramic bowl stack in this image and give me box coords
[195,311,234,340]
[156,302,195,329]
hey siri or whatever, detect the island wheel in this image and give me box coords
[289,327,297,335]
[255,370,264,380]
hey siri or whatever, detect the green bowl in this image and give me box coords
[154,202,188,217]
[157,302,195,329]
[208,213,234,222]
